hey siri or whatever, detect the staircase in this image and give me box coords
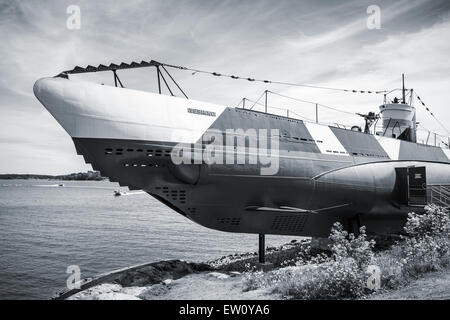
[428,185,450,208]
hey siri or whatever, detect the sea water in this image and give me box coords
[0,180,299,299]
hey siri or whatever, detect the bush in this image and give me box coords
[243,222,373,299]
[404,204,449,237]
[280,259,366,299]
[329,223,375,269]
[242,205,450,299]
[395,204,450,276]
[370,205,450,289]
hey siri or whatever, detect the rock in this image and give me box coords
[96,292,141,300]
[62,240,317,300]
[121,286,148,296]
[207,272,229,279]
[137,284,170,299]
[67,283,124,300]
[112,260,211,287]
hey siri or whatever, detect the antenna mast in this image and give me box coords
[402,73,406,104]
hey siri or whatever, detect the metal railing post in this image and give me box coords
[316,103,318,123]
[264,90,268,113]
[156,66,161,94]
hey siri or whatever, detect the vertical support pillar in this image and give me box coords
[258,234,265,264]
[242,98,246,109]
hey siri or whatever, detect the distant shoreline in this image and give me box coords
[0,171,106,181]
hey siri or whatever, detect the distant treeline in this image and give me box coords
[0,171,106,181]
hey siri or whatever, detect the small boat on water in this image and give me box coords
[114,190,127,197]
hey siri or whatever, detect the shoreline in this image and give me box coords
[0,172,106,181]
[59,238,450,300]
[55,240,310,300]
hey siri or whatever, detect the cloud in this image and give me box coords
[0,0,450,173]
[283,0,430,52]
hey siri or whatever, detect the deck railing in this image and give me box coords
[428,185,450,207]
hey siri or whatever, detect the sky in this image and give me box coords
[1,0,450,174]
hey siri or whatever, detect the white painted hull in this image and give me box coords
[33,77,226,144]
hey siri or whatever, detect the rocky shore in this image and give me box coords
[56,240,312,300]
[57,232,450,300]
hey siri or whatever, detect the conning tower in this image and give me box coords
[379,74,416,142]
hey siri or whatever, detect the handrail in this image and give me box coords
[431,192,450,201]
[429,184,450,207]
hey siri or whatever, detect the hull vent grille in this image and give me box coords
[271,215,308,232]
[159,187,186,204]
[104,148,171,158]
[187,207,197,214]
[217,217,241,227]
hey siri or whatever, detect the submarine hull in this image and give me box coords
[34,77,450,237]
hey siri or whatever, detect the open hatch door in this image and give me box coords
[395,166,427,207]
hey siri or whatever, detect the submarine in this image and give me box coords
[33,60,450,261]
